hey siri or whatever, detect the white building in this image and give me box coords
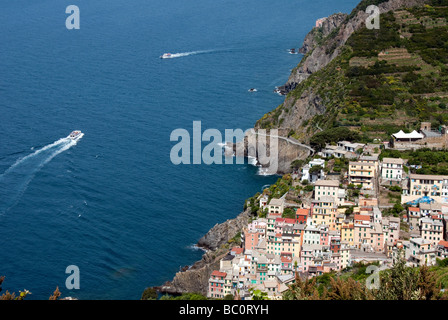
[301,158,325,183]
[407,238,436,267]
[381,157,404,181]
[303,225,320,245]
[268,198,284,214]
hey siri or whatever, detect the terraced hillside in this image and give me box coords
[256,0,448,147]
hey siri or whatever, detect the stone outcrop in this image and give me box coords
[155,0,433,298]
[157,208,253,295]
[299,13,348,55]
[258,0,430,174]
[229,129,312,175]
[197,209,251,250]
[286,0,429,89]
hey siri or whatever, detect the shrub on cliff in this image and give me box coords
[310,127,360,150]
[141,287,158,300]
[282,208,296,219]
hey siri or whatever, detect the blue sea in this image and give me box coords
[0,0,359,299]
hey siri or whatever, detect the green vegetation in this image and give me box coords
[282,207,296,219]
[383,202,404,217]
[160,292,208,300]
[381,148,448,175]
[249,288,269,300]
[244,192,260,214]
[266,175,292,202]
[310,127,360,150]
[388,185,402,192]
[228,232,242,246]
[141,287,158,300]
[283,253,447,300]
[258,3,448,143]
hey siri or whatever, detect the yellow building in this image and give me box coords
[341,222,355,246]
[310,197,338,231]
[348,161,376,190]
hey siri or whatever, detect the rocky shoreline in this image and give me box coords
[155,208,253,296]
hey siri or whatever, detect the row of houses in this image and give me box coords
[207,192,405,299]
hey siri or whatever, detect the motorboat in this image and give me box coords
[68,130,83,141]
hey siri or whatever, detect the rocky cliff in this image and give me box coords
[287,0,429,88]
[254,0,431,174]
[155,0,442,298]
[229,128,312,174]
[157,208,253,295]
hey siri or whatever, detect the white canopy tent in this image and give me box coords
[392,130,424,140]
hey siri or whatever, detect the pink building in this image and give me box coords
[244,229,264,252]
[208,270,227,299]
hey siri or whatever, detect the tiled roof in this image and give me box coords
[211,270,227,277]
[354,214,370,221]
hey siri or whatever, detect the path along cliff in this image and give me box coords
[154,0,432,297]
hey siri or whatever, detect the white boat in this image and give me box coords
[248,88,257,92]
[160,53,172,59]
[68,130,83,141]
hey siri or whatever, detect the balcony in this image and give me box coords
[210,279,225,284]
[256,266,268,272]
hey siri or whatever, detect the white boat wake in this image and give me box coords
[0,135,82,215]
[160,50,215,59]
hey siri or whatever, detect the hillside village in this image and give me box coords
[207,123,448,300]
[203,0,448,301]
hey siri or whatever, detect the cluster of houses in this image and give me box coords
[207,139,448,300]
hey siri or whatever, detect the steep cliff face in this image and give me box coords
[299,13,348,55]
[158,208,252,295]
[253,0,431,174]
[159,249,227,295]
[230,129,312,174]
[287,0,429,88]
[197,208,252,250]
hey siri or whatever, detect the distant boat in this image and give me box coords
[160,53,172,59]
[248,88,257,92]
[68,130,83,141]
[289,48,297,54]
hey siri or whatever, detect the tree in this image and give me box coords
[374,252,421,300]
[283,275,321,300]
[327,277,373,300]
[259,208,268,218]
[290,159,304,170]
[309,165,323,175]
[249,288,269,300]
[417,265,441,300]
[141,287,158,300]
[282,208,296,219]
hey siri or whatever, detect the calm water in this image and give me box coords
[0,0,359,299]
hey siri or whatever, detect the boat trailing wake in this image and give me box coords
[160,50,215,59]
[0,136,82,215]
